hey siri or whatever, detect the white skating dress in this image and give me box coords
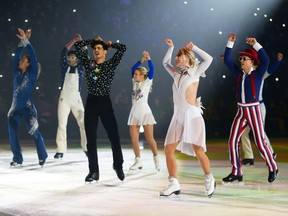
[127,60,156,126]
[163,46,213,156]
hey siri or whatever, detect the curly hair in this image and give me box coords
[90,40,109,50]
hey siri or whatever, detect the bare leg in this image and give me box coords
[129,125,140,157]
[193,144,210,174]
[164,142,179,177]
[143,124,158,155]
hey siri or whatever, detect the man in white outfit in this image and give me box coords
[54,35,87,159]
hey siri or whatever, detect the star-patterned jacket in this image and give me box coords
[74,39,127,96]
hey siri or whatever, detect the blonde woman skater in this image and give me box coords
[160,39,215,198]
[128,51,160,173]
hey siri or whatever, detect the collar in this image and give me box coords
[242,67,254,75]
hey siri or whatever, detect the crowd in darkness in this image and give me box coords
[0,0,287,141]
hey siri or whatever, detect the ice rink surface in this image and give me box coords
[0,140,287,216]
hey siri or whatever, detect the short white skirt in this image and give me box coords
[127,103,156,126]
[164,105,206,156]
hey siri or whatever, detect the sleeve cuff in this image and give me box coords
[226,41,234,48]
[18,38,30,47]
[253,42,262,51]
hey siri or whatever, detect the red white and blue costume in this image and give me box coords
[224,41,278,177]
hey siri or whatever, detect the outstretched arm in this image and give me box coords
[224,33,241,78]
[144,51,154,80]
[163,38,177,77]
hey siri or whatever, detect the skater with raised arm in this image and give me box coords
[128,51,160,173]
[54,34,87,159]
[8,28,48,167]
[222,33,278,183]
[160,38,215,198]
[75,36,126,182]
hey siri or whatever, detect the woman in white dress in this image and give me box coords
[128,51,159,172]
[160,39,215,198]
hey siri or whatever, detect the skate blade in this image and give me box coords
[129,168,142,175]
[159,190,181,198]
[10,164,22,168]
[206,182,216,198]
[85,180,99,184]
[222,181,244,186]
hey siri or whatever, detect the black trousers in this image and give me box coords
[84,94,124,173]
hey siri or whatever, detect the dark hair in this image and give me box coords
[67,50,76,56]
[90,40,109,50]
[22,55,30,64]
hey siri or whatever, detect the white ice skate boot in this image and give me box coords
[160,177,181,197]
[153,155,160,172]
[129,157,143,172]
[205,173,216,198]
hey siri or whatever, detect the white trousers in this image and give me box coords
[56,91,87,153]
[241,102,273,159]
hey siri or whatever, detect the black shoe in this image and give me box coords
[113,167,125,181]
[10,161,22,167]
[85,172,99,183]
[54,153,63,159]
[222,173,243,182]
[39,160,46,167]
[241,158,254,166]
[268,169,279,183]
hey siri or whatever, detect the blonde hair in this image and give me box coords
[137,66,148,79]
[177,48,197,68]
[136,66,152,92]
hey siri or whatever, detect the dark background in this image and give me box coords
[0,0,287,143]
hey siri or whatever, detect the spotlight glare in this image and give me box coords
[58,87,61,90]
[25,19,28,23]
[0,74,3,78]
[222,75,226,79]
[257,7,260,11]
[12,53,15,56]
[8,18,11,21]
[184,1,188,4]
[264,14,267,18]
[73,9,76,12]
[211,8,214,11]
[283,24,286,27]
[218,31,223,35]
[254,13,257,16]
[116,40,120,43]
[36,87,39,90]
[270,18,273,22]
[275,77,279,82]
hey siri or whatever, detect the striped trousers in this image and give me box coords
[228,102,277,176]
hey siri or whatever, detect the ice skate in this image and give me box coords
[153,155,160,172]
[129,157,143,174]
[222,173,244,186]
[39,160,46,168]
[10,161,22,168]
[54,153,63,160]
[160,177,181,197]
[205,174,216,198]
[85,172,99,183]
[268,169,279,183]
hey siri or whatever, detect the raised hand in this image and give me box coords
[277,52,283,61]
[73,34,82,42]
[143,51,151,60]
[16,28,26,40]
[164,38,174,47]
[246,37,257,46]
[228,33,236,42]
[184,42,194,51]
[26,29,31,40]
